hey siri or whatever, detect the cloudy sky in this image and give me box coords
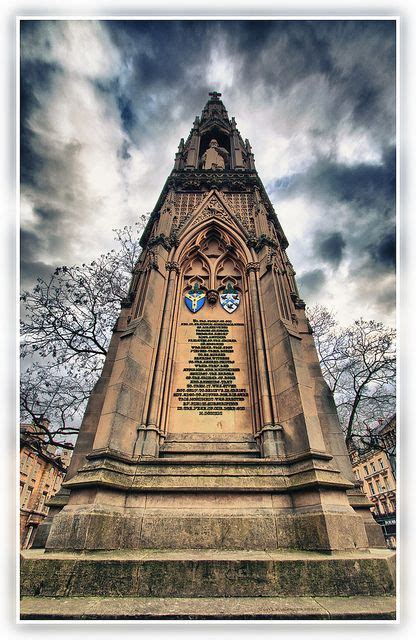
[20,19,396,326]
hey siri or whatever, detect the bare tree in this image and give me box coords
[20,221,146,450]
[308,305,396,448]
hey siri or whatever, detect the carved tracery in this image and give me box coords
[180,227,245,294]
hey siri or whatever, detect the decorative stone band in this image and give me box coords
[245,262,260,274]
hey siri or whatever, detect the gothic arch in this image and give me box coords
[175,220,249,291]
[174,217,252,266]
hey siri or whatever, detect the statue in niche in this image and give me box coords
[200,139,229,170]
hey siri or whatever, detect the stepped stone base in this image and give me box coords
[159,432,261,460]
[20,595,396,620]
[21,548,395,597]
[48,455,375,552]
[20,548,395,620]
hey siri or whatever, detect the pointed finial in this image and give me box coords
[209,91,222,100]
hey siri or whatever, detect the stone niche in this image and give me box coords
[168,227,252,434]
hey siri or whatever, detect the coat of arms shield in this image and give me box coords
[184,282,206,313]
[220,282,240,314]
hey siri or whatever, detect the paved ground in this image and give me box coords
[20,595,396,620]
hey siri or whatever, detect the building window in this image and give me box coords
[21,453,33,474]
[23,487,33,508]
[379,458,384,469]
[29,461,39,480]
[370,462,376,473]
[364,465,369,475]
[354,469,360,479]
[376,480,383,493]
[368,482,375,495]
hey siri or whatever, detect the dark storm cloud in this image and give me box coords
[20,228,43,262]
[104,20,217,143]
[275,145,395,298]
[20,228,56,287]
[106,20,212,85]
[20,130,88,280]
[328,23,395,134]
[369,230,396,269]
[314,231,346,268]
[20,60,62,189]
[223,20,334,92]
[117,95,137,136]
[298,269,326,297]
[276,145,395,215]
[20,60,61,126]
[219,20,395,144]
[374,285,396,312]
[20,260,56,288]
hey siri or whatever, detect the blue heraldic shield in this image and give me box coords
[184,282,206,313]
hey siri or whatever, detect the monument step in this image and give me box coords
[163,432,258,443]
[160,442,259,453]
[158,454,261,461]
[160,432,261,459]
[19,595,396,620]
[159,453,260,460]
[21,548,396,599]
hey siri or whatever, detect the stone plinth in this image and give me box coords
[21,548,395,598]
[44,451,373,553]
[20,547,396,620]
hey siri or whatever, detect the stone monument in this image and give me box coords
[21,92,395,620]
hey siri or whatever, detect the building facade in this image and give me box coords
[349,416,396,548]
[20,426,71,549]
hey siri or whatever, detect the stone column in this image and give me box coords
[136,262,179,458]
[246,262,280,458]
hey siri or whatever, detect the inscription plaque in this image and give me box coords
[169,299,252,433]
